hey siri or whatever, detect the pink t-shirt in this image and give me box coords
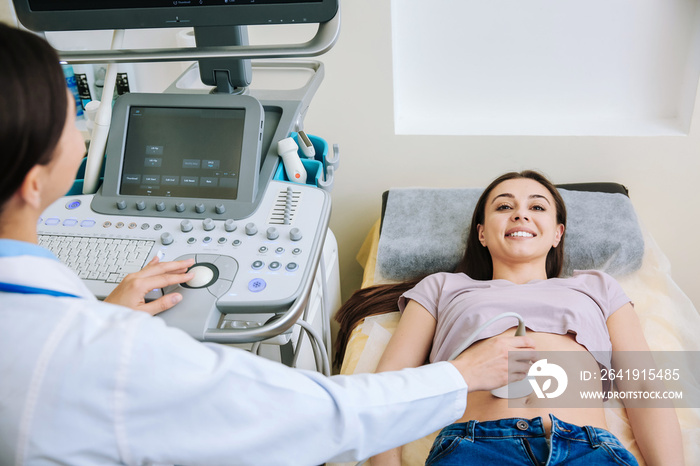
[399,270,630,371]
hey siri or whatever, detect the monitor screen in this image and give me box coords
[28,0,322,10]
[13,0,338,31]
[119,106,244,200]
[92,93,264,218]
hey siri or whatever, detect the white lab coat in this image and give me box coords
[0,240,468,466]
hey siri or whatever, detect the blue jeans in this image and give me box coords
[425,415,639,466]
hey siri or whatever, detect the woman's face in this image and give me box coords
[41,91,86,207]
[477,178,564,268]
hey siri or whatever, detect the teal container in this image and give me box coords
[273,133,328,187]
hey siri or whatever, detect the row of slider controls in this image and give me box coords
[116,200,226,214]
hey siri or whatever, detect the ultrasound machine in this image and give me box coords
[13,0,341,375]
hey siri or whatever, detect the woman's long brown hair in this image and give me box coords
[333,279,422,368]
[333,171,567,369]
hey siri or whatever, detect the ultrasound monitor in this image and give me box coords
[12,0,339,91]
[12,0,339,31]
[91,93,265,219]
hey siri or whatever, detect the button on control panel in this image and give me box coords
[248,278,266,292]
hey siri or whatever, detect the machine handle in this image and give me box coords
[202,221,329,345]
[54,11,341,65]
[203,289,312,344]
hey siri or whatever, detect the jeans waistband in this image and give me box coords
[439,414,619,447]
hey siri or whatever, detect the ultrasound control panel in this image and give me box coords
[38,180,331,341]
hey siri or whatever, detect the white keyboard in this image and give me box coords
[38,234,155,284]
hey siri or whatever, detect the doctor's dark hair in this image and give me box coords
[0,24,68,210]
[333,170,567,368]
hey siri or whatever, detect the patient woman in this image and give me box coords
[343,171,684,465]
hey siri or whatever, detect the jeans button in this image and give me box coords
[516,420,529,430]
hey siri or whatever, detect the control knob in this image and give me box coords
[160,232,174,246]
[135,201,146,211]
[266,227,279,240]
[224,219,237,232]
[290,228,303,242]
[245,223,258,236]
[180,220,193,233]
[155,201,166,212]
[215,204,226,215]
[175,203,186,213]
[195,203,206,214]
[203,218,215,231]
[116,200,127,210]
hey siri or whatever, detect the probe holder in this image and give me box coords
[273,133,336,191]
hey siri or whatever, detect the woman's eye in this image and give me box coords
[531,205,545,211]
[496,204,512,211]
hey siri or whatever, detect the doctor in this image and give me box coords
[0,24,536,466]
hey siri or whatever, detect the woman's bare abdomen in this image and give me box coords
[456,329,608,434]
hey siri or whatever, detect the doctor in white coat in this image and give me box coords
[0,24,536,466]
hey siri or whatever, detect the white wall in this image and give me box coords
[300,0,700,308]
[391,0,700,137]
[0,0,15,24]
[3,0,699,310]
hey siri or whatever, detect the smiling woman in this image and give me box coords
[335,171,685,466]
[456,171,567,283]
[474,176,565,285]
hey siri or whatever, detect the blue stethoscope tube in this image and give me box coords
[0,282,79,299]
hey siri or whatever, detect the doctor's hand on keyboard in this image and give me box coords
[103,256,195,316]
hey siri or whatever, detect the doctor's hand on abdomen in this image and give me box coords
[103,256,195,315]
[449,333,536,392]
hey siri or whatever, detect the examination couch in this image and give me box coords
[332,183,700,466]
